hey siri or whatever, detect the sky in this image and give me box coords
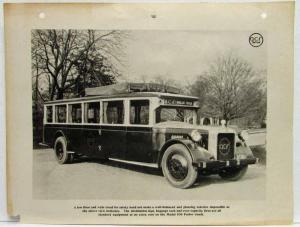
[119,30,267,85]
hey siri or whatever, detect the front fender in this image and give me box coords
[235,144,255,159]
[158,139,214,166]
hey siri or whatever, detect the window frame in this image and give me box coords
[155,106,198,125]
[68,102,83,124]
[43,97,155,127]
[83,100,101,125]
[44,105,54,124]
[102,99,126,125]
[54,104,67,124]
[129,99,150,126]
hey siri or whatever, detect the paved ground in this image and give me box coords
[33,149,266,200]
[246,129,266,147]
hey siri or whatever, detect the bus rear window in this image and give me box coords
[103,101,124,124]
[55,105,67,123]
[46,106,53,123]
[84,102,100,123]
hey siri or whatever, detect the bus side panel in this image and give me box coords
[43,124,67,147]
[101,125,126,160]
[43,124,52,146]
[65,125,84,154]
[66,125,106,158]
[126,127,155,163]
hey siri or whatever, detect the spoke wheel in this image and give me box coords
[167,154,188,181]
[162,144,198,189]
[54,136,74,164]
[55,142,64,160]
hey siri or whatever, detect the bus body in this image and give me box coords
[42,83,257,188]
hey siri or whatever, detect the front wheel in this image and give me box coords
[54,136,74,164]
[161,144,198,189]
[219,165,248,181]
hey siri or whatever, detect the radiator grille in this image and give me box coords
[217,133,235,160]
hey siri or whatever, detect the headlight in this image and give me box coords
[190,130,202,142]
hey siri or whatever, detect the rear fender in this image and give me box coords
[53,130,69,148]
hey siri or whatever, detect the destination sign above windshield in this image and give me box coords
[163,98,195,106]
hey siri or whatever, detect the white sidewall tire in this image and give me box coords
[54,136,71,164]
[161,144,198,189]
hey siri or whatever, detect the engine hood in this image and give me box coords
[153,121,236,134]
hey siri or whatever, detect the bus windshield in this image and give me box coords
[156,107,196,124]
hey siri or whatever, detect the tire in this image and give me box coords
[54,136,74,164]
[161,144,198,189]
[219,165,248,181]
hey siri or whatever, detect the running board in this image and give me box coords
[109,158,159,168]
[38,142,50,147]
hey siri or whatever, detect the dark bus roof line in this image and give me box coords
[44,92,199,105]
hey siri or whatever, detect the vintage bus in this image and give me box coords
[42,83,257,188]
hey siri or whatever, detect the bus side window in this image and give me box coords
[55,105,67,123]
[103,101,124,124]
[46,106,53,123]
[130,100,149,125]
[84,102,100,123]
[68,103,82,123]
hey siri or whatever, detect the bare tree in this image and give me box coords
[31,29,126,100]
[190,54,266,124]
[150,75,186,91]
[31,29,127,146]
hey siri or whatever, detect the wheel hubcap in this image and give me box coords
[167,154,188,181]
[56,143,64,160]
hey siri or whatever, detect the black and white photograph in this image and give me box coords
[3,2,294,224]
[32,29,267,200]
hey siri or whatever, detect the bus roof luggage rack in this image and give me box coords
[85,83,181,96]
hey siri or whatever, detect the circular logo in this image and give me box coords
[218,137,231,155]
[249,33,264,47]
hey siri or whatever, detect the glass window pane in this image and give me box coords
[68,103,82,123]
[84,102,100,123]
[55,105,66,123]
[103,101,124,124]
[156,107,195,124]
[46,106,53,123]
[130,100,149,125]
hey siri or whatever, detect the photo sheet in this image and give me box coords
[4,2,294,225]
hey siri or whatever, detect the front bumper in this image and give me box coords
[194,157,258,169]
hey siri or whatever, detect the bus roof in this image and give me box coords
[44,92,199,105]
[85,82,181,96]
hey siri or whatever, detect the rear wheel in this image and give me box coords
[219,165,248,181]
[161,144,198,189]
[54,136,74,164]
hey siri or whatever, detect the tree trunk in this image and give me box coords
[223,114,229,126]
[50,81,57,100]
[57,89,64,100]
